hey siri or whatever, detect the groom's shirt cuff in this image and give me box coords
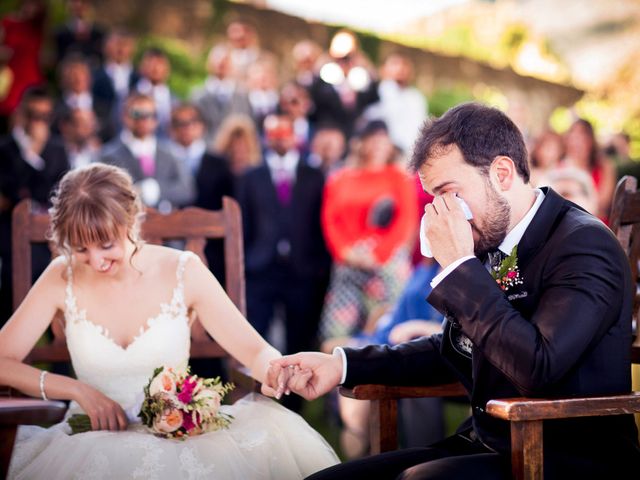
[333,347,348,384]
[430,256,475,288]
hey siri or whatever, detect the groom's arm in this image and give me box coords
[342,333,459,388]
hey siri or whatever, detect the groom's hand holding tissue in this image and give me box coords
[421,192,475,268]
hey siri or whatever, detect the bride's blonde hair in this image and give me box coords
[48,164,145,259]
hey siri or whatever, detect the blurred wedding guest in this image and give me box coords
[0,0,47,133]
[607,131,632,165]
[170,103,234,206]
[528,129,565,187]
[0,86,70,323]
[307,124,346,175]
[91,30,139,142]
[225,19,261,81]
[318,120,417,342]
[134,47,177,139]
[59,107,101,169]
[99,93,194,211]
[542,167,598,215]
[309,30,379,140]
[169,102,233,310]
[563,118,616,221]
[609,132,640,181]
[291,39,323,88]
[190,44,251,145]
[364,53,427,155]
[246,56,280,132]
[323,257,445,459]
[237,113,331,411]
[212,113,262,179]
[53,54,107,138]
[279,81,313,153]
[54,0,106,68]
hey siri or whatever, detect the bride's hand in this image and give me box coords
[270,351,343,401]
[74,382,128,431]
[262,364,311,399]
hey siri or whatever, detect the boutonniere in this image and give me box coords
[490,245,524,292]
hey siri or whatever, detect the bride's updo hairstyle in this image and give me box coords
[48,163,144,259]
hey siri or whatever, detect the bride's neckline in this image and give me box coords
[65,250,192,350]
[72,290,182,351]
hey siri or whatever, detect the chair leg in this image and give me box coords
[1,424,17,479]
[369,398,398,454]
[510,420,543,480]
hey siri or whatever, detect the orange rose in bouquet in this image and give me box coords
[138,366,234,439]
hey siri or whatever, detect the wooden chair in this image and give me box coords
[0,196,250,477]
[339,175,640,480]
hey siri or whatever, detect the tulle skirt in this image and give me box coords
[9,394,340,480]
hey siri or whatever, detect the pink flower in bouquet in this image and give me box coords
[181,411,201,433]
[153,408,183,434]
[149,370,177,396]
[177,376,198,404]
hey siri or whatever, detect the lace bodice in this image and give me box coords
[64,251,194,414]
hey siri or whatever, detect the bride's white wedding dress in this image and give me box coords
[9,251,340,479]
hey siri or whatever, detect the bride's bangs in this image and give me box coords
[66,201,124,249]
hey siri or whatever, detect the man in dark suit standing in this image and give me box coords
[53,0,106,68]
[270,102,640,478]
[169,102,234,284]
[0,86,70,323]
[238,113,331,410]
[91,30,139,142]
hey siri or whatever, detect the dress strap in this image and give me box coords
[172,251,197,309]
[176,250,196,285]
[64,261,82,324]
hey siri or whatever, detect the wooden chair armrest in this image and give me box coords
[339,382,466,401]
[228,365,261,398]
[485,393,640,480]
[338,382,467,454]
[0,397,67,426]
[486,392,640,421]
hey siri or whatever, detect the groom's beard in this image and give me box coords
[473,180,511,258]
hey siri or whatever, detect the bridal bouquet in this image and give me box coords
[138,366,235,439]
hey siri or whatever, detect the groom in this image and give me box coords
[268,102,640,479]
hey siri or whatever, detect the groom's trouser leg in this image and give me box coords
[304,433,509,480]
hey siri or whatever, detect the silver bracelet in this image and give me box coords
[39,370,48,401]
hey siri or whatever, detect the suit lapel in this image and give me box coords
[118,141,144,181]
[514,187,567,270]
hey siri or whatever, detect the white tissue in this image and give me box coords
[420,196,473,258]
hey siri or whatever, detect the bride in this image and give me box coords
[1,163,339,479]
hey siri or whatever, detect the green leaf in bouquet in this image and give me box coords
[67,414,92,435]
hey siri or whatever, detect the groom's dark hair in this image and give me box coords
[409,102,530,183]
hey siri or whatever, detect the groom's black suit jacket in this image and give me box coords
[343,188,640,475]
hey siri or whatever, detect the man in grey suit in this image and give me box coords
[190,44,251,145]
[99,93,194,212]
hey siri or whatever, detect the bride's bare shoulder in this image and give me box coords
[137,244,194,271]
[38,255,71,293]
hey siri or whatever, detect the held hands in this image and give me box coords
[423,193,474,268]
[265,351,344,401]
